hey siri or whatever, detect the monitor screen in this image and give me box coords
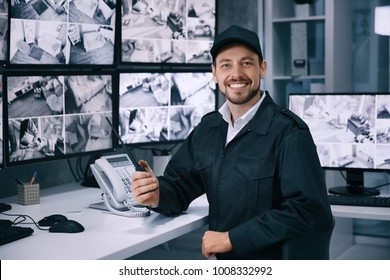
[289,93,390,195]
[5,72,114,166]
[120,0,216,65]
[118,70,217,145]
[9,0,116,66]
[0,3,8,63]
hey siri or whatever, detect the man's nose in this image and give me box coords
[229,64,244,79]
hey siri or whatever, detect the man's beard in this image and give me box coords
[220,86,260,105]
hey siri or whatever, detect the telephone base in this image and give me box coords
[89,201,128,211]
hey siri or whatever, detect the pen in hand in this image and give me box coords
[138,160,159,192]
[138,160,159,207]
[138,160,156,179]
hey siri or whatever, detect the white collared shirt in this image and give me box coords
[219,92,266,145]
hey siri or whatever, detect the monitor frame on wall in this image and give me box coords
[8,0,117,68]
[116,67,218,147]
[120,0,216,66]
[4,70,115,167]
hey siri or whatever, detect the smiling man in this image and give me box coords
[131,25,334,260]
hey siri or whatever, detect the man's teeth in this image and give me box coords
[230,83,246,88]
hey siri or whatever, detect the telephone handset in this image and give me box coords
[90,154,150,217]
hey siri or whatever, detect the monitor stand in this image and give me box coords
[328,169,380,196]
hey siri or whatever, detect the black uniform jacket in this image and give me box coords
[154,91,334,259]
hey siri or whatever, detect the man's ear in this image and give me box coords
[260,60,267,79]
[211,64,218,84]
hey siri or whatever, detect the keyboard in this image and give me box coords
[0,224,34,246]
[328,194,390,207]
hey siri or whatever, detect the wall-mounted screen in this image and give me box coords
[121,0,216,65]
[9,0,116,66]
[118,70,217,145]
[0,1,8,63]
[5,72,114,166]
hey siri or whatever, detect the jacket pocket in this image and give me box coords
[237,156,275,210]
[194,151,214,193]
[194,151,213,171]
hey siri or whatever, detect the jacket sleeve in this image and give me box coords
[228,128,333,256]
[151,132,206,216]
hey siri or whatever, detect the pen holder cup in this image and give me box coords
[17,183,40,205]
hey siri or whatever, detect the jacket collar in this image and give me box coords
[248,91,275,135]
[210,91,276,136]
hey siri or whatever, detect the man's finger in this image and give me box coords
[139,160,157,178]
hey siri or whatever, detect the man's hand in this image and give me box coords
[131,160,159,207]
[202,230,233,258]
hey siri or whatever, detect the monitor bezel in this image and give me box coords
[4,69,116,167]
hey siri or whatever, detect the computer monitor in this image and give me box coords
[4,71,114,166]
[120,0,216,65]
[118,69,217,145]
[288,93,390,196]
[9,0,116,66]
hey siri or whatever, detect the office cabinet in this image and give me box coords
[264,0,353,106]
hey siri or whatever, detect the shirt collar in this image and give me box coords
[219,91,266,126]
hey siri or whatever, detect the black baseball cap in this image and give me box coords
[210,25,263,61]
[210,25,263,62]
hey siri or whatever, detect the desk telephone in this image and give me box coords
[90,154,150,217]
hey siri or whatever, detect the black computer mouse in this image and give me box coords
[38,214,68,227]
[49,220,85,233]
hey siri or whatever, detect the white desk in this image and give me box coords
[329,186,390,259]
[331,185,390,221]
[329,205,390,259]
[0,183,209,260]
[1,183,389,260]
[331,205,390,221]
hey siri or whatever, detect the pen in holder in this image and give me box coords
[17,183,40,205]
